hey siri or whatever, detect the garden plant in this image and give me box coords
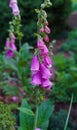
[0,0,75,130]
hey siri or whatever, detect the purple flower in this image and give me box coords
[12,96,18,102]
[10,0,17,7]
[5,34,16,58]
[45,26,51,34]
[40,63,51,79]
[40,28,44,33]
[43,55,53,68]
[37,39,44,49]
[44,35,49,43]
[41,79,52,90]
[9,0,20,15]
[31,72,41,86]
[40,44,49,55]
[31,55,40,73]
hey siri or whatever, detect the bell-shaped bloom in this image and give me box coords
[6,50,14,58]
[45,26,51,34]
[31,72,41,86]
[9,0,20,15]
[40,63,51,79]
[37,39,44,50]
[41,79,52,90]
[40,44,49,55]
[40,28,44,33]
[43,55,53,68]
[44,35,49,43]
[5,34,16,58]
[10,0,17,7]
[31,55,39,73]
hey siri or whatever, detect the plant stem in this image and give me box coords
[34,89,39,130]
[64,94,73,130]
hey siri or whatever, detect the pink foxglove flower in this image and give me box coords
[31,55,39,73]
[37,39,44,49]
[40,63,51,79]
[43,55,53,68]
[9,0,20,15]
[44,35,49,43]
[41,79,52,90]
[31,72,41,86]
[45,26,51,34]
[40,28,44,33]
[6,34,16,58]
[40,44,49,55]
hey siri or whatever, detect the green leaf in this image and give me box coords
[19,99,34,130]
[18,107,34,116]
[37,99,54,127]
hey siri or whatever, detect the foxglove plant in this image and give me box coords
[31,0,53,91]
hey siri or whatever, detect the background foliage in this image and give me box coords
[0,0,72,50]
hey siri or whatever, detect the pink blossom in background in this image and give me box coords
[9,0,20,15]
[10,0,17,7]
[5,34,16,58]
[45,26,51,34]
[37,39,44,49]
[44,35,49,43]
[31,55,39,73]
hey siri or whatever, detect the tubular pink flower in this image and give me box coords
[5,34,16,58]
[9,0,20,15]
[40,28,44,33]
[31,72,41,86]
[10,0,17,7]
[37,39,44,49]
[45,26,51,34]
[40,44,49,55]
[44,35,49,43]
[31,55,40,73]
[40,63,51,79]
[5,39,10,49]
[6,50,14,58]
[43,55,53,68]
[41,79,52,90]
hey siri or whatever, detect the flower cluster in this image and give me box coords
[9,0,20,16]
[6,33,16,58]
[5,0,20,58]
[31,1,53,90]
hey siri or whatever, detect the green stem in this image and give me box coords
[64,94,73,130]
[34,89,39,130]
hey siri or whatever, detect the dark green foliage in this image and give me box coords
[48,110,77,130]
[51,29,77,102]
[0,102,15,130]
[0,0,72,50]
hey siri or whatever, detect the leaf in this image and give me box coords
[37,99,54,127]
[19,99,34,130]
[18,107,34,116]
[3,56,18,71]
